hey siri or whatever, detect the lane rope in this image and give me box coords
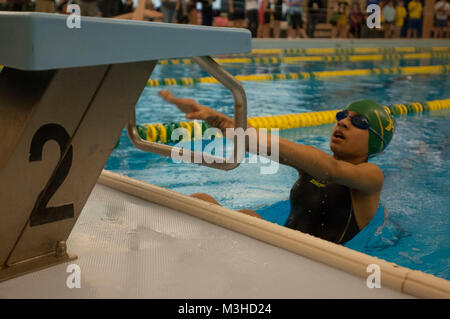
[127,98,450,145]
[158,52,450,65]
[147,65,450,87]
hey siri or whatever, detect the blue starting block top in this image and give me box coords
[0,12,251,71]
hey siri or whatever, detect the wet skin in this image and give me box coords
[158,90,384,230]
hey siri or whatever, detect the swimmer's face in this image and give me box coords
[330,110,369,161]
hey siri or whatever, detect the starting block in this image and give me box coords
[0,12,250,281]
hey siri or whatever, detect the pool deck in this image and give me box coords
[0,182,412,299]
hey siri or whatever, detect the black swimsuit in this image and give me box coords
[285,171,360,244]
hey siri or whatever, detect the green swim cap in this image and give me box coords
[345,99,396,157]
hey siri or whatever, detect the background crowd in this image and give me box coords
[330,0,449,38]
[1,0,449,38]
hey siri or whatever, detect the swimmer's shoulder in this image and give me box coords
[356,162,384,189]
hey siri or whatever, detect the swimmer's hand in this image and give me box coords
[158,90,213,120]
[158,90,233,131]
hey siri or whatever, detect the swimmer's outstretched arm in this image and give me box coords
[158,90,233,130]
[158,90,383,194]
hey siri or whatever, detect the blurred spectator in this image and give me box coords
[307,0,321,38]
[57,0,69,13]
[35,0,55,13]
[0,0,7,11]
[214,14,229,26]
[434,0,450,38]
[382,0,394,37]
[99,0,123,17]
[7,0,29,11]
[272,0,284,38]
[187,0,198,24]
[147,0,163,21]
[407,0,422,38]
[257,0,271,37]
[229,0,246,27]
[79,0,99,16]
[246,0,259,37]
[330,0,339,38]
[161,0,177,23]
[348,1,363,38]
[122,0,134,14]
[200,0,213,26]
[394,0,406,38]
[287,0,307,38]
[175,0,196,24]
[176,0,189,23]
[336,0,349,38]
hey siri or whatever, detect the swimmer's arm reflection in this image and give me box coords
[158,90,383,195]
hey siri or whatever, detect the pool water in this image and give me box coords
[105,58,450,280]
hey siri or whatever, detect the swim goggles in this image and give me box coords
[336,110,387,146]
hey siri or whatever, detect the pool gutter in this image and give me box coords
[98,170,450,299]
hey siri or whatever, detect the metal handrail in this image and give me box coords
[126,56,247,171]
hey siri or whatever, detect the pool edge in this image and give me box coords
[98,169,450,299]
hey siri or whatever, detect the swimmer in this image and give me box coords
[158,90,395,245]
